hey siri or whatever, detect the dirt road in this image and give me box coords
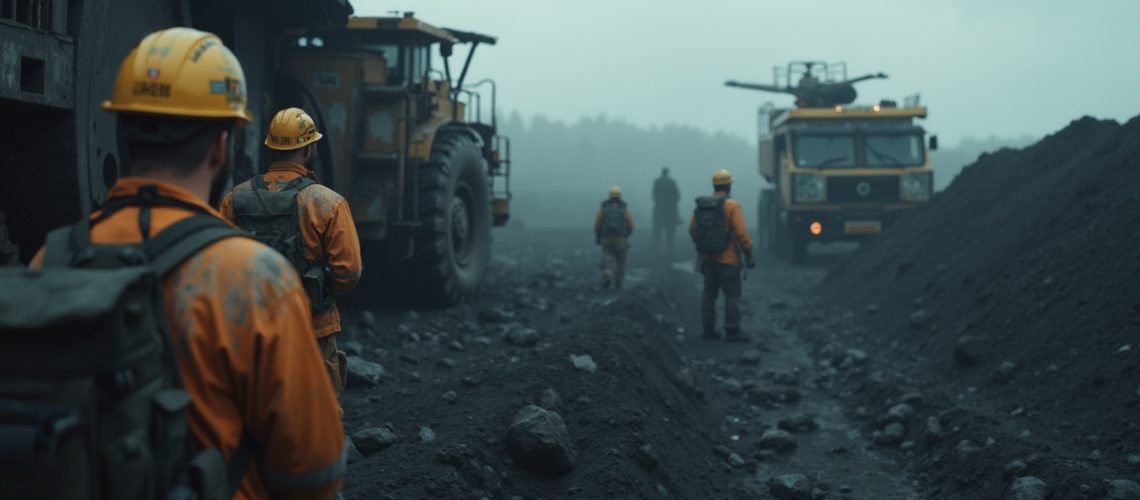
[338,229,926,499]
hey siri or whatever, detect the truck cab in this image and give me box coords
[759,103,935,259]
[728,61,936,262]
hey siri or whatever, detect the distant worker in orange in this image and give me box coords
[594,186,634,289]
[30,28,345,498]
[220,107,363,399]
[690,169,756,341]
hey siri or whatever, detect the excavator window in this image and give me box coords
[364,44,401,84]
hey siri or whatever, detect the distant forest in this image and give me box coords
[499,112,1035,229]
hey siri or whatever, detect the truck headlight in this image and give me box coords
[793,173,826,203]
[900,172,932,202]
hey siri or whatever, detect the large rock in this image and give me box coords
[340,339,364,357]
[876,423,906,446]
[954,335,991,366]
[909,309,928,329]
[924,416,944,444]
[505,326,539,347]
[346,356,384,387]
[345,436,363,464]
[477,308,513,324]
[880,403,916,426]
[1104,479,1140,500]
[569,354,597,373]
[991,360,1018,383]
[419,426,436,443]
[756,429,797,453]
[352,427,399,455]
[777,412,819,433]
[1008,476,1047,500]
[767,474,812,500]
[505,405,577,476]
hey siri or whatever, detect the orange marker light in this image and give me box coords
[873,104,881,112]
[834,105,842,112]
[810,222,823,235]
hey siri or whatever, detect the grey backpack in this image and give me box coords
[692,195,730,255]
[599,200,629,236]
[0,189,254,500]
[231,176,329,313]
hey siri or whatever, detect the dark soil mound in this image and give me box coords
[821,115,1140,498]
[341,230,736,499]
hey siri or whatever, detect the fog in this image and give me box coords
[351,0,1140,228]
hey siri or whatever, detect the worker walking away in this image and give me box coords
[220,107,362,401]
[3,28,345,499]
[594,186,634,289]
[690,169,756,342]
[652,166,681,260]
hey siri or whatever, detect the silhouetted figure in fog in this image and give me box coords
[652,167,681,259]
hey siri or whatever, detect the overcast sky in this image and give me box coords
[352,0,1140,144]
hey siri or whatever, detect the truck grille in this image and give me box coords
[827,176,899,203]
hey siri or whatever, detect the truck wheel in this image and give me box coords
[409,133,492,304]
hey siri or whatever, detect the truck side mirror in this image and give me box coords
[440,43,453,58]
[928,135,939,151]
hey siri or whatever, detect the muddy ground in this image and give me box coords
[338,229,925,500]
[335,114,1140,499]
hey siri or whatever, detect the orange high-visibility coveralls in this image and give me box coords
[33,178,346,499]
[220,161,362,338]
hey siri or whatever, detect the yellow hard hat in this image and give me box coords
[712,169,734,186]
[264,107,324,151]
[609,186,622,198]
[102,27,252,124]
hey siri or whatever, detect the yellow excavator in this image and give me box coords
[282,12,512,303]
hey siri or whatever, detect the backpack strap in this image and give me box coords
[142,215,248,277]
[140,215,258,492]
[41,225,77,267]
[251,174,318,192]
[285,176,317,192]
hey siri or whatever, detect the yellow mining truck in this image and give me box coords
[726,61,937,262]
[282,13,512,303]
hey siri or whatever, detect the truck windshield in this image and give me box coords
[794,135,856,168]
[865,134,924,167]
